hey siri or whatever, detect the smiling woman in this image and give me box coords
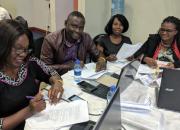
[96,14,132,62]
[0,19,64,130]
[133,16,180,68]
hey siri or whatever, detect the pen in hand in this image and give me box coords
[26,95,69,102]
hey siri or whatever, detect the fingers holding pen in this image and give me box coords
[29,93,46,113]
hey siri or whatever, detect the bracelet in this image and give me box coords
[0,118,3,130]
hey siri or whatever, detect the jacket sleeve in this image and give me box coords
[40,36,55,65]
[133,36,152,59]
[174,60,180,68]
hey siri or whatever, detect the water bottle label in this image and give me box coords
[74,70,81,76]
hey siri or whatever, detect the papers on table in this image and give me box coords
[68,63,107,79]
[135,63,163,86]
[25,100,89,130]
[116,42,143,60]
[121,81,152,113]
[43,85,82,100]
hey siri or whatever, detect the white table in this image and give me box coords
[25,61,180,130]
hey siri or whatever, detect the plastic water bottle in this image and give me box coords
[74,59,82,82]
[107,85,116,103]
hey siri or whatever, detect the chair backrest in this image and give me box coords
[34,37,44,58]
[29,27,47,58]
[93,34,106,45]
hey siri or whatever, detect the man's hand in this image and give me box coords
[96,57,107,72]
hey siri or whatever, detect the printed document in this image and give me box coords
[25,100,89,130]
[121,81,152,112]
[116,43,143,60]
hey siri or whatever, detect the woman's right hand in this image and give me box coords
[29,93,46,114]
[143,57,157,68]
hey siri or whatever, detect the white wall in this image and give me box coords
[78,0,180,43]
[125,0,180,43]
[0,0,73,32]
[1,0,180,42]
[55,0,73,31]
[0,0,50,30]
[84,0,111,38]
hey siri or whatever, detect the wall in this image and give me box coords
[0,0,50,30]
[0,0,73,32]
[125,0,180,43]
[78,0,180,43]
[1,0,179,42]
[55,0,73,31]
[84,0,111,38]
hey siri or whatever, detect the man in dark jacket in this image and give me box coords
[41,11,102,75]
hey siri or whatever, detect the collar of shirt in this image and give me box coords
[63,30,81,48]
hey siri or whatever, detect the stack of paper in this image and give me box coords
[121,81,152,113]
[25,100,89,130]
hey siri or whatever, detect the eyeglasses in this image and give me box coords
[12,46,32,55]
[159,28,176,33]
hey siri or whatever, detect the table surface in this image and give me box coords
[25,61,180,130]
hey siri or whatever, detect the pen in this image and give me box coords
[25,96,69,102]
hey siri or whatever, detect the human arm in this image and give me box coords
[29,57,64,103]
[40,34,74,72]
[97,41,117,61]
[1,93,45,130]
[143,57,157,68]
[48,74,64,104]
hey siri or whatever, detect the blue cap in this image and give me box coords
[110,85,116,92]
[75,59,80,64]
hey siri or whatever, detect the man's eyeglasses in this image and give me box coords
[12,47,32,55]
[159,28,176,33]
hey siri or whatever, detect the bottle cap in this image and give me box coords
[110,85,116,92]
[75,59,80,64]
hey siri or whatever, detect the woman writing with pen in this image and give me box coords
[0,19,64,130]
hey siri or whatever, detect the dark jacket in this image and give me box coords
[40,29,99,74]
[133,34,180,68]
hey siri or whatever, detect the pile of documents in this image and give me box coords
[121,80,153,113]
[24,100,89,130]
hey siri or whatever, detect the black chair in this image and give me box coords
[93,34,106,45]
[86,34,106,62]
[33,37,44,58]
[29,27,48,58]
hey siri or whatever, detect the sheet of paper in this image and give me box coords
[42,85,82,100]
[116,42,143,60]
[137,64,159,74]
[68,63,107,79]
[25,100,89,130]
